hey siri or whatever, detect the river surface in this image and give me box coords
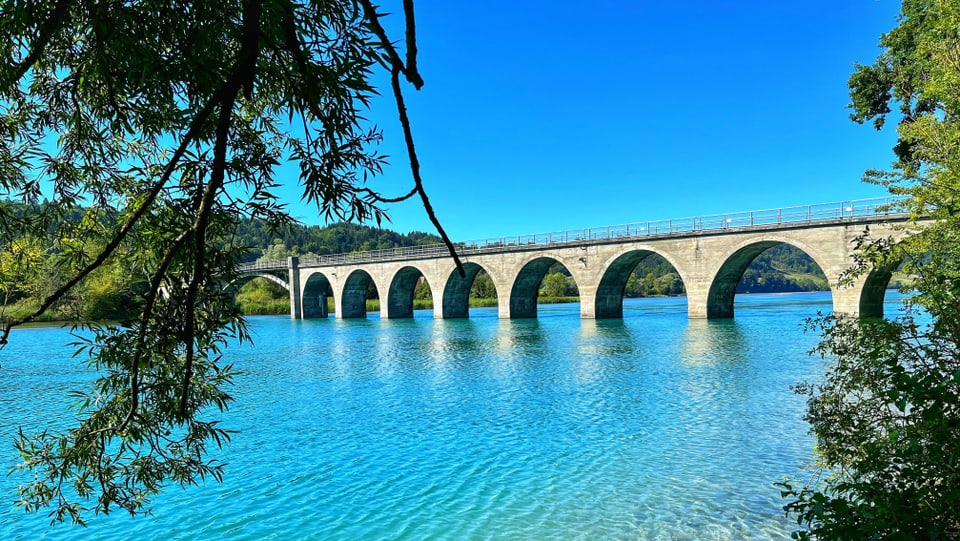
[0,292,906,540]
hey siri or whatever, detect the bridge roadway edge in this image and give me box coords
[238,215,923,321]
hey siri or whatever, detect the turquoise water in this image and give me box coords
[0,292,896,539]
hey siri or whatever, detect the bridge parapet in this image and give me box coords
[237,197,906,273]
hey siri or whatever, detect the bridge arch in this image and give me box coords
[508,255,580,319]
[441,262,494,318]
[302,271,333,318]
[594,248,688,319]
[386,265,428,318]
[228,271,290,292]
[857,263,900,318]
[340,269,377,318]
[705,236,832,319]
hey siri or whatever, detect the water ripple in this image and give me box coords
[0,293,874,539]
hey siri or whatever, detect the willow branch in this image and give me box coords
[389,65,463,275]
[180,0,262,415]
[359,0,423,89]
[2,0,73,90]
[0,89,225,348]
[359,184,417,204]
[402,0,420,84]
[118,226,196,432]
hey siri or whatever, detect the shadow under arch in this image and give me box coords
[510,256,578,319]
[442,262,488,318]
[341,269,376,318]
[388,266,427,318]
[595,249,686,319]
[302,271,333,318]
[858,260,902,319]
[707,240,829,319]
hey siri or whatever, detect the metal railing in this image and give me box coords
[237,196,907,271]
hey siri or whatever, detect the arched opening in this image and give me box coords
[441,262,492,318]
[708,242,829,318]
[387,266,428,318]
[596,251,685,319]
[510,257,579,319]
[302,272,333,318]
[341,270,377,318]
[414,276,433,312]
[228,274,290,316]
[539,261,580,302]
[859,253,921,318]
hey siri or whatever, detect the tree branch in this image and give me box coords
[389,64,463,275]
[2,0,73,90]
[359,0,423,89]
[180,0,262,415]
[118,226,196,432]
[402,0,420,86]
[0,85,225,348]
[359,184,417,204]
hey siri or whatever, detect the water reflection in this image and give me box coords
[427,318,489,366]
[496,318,547,356]
[578,319,635,355]
[680,319,748,368]
[574,319,638,386]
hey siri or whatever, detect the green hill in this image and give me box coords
[235,220,442,262]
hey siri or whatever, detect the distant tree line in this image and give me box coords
[238,220,442,262]
[1,202,832,319]
[736,244,828,294]
[0,203,443,321]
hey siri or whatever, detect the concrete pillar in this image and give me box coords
[579,286,597,319]
[831,283,862,318]
[832,271,889,319]
[685,283,710,319]
[498,294,511,319]
[287,256,302,319]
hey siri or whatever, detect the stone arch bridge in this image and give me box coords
[235,198,920,320]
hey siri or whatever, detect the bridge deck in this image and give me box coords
[238,197,906,272]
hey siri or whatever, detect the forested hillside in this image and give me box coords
[1,202,831,320]
[0,205,442,321]
[236,220,442,261]
[736,244,829,293]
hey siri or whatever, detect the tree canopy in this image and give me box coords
[0,0,455,524]
[779,1,960,538]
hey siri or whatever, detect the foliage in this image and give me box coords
[624,254,685,297]
[781,307,960,540]
[470,270,497,299]
[234,277,289,315]
[241,220,441,261]
[779,1,960,538]
[0,235,43,315]
[249,221,441,262]
[414,278,432,301]
[626,271,684,297]
[541,272,571,298]
[737,245,828,294]
[0,0,452,524]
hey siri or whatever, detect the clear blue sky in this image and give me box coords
[282,0,904,242]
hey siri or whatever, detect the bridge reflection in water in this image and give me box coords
[235,197,919,320]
